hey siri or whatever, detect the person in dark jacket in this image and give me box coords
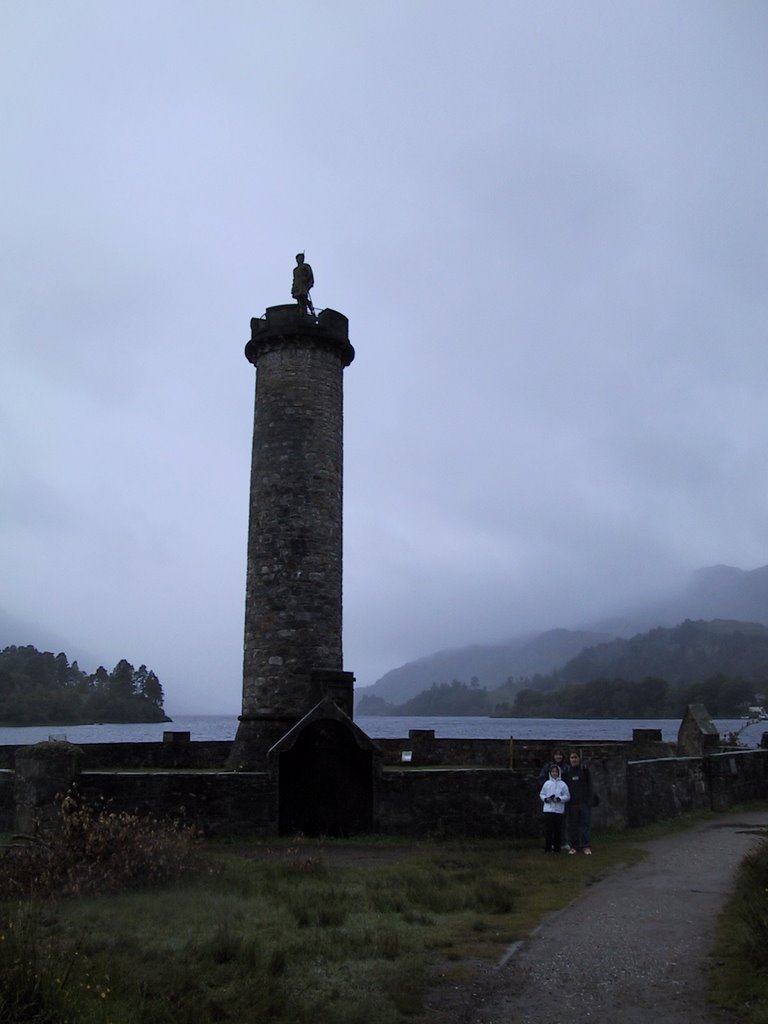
[563,751,593,855]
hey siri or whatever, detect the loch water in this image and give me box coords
[0,714,764,748]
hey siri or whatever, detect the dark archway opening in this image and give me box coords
[278,719,373,836]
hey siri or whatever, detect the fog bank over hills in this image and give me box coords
[5,564,768,714]
[0,607,98,670]
[357,629,615,706]
[592,565,768,637]
[356,565,768,706]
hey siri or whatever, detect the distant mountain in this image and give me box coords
[354,629,614,708]
[356,564,768,709]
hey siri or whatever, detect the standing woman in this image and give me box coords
[537,747,567,785]
[563,751,593,855]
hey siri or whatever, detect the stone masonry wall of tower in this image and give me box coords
[242,343,344,715]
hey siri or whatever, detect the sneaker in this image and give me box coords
[584,847,592,855]
[568,848,577,855]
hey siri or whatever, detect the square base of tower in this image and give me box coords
[228,669,356,770]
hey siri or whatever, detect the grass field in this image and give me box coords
[0,827,649,1024]
[10,800,768,1024]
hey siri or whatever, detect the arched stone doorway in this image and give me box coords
[273,705,376,836]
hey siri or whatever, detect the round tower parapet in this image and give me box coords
[246,305,354,365]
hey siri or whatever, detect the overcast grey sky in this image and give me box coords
[2,2,767,713]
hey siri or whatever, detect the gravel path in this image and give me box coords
[467,811,768,1024]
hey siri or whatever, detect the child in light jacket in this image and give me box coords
[539,764,570,853]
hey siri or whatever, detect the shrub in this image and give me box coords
[0,791,198,898]
[725,838,768,970]
[710,836,768,1022]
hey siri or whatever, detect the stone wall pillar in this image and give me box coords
[14,741,81,832]
[229,305,355,768]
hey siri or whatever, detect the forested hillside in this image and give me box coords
[355,629,613,706]
[557,619,768,685]
[507,674,755,719]
[0,646,170,725]
[497,619,768,718]
[359,620,768,719]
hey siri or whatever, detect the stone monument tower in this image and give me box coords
[229,261,355,769]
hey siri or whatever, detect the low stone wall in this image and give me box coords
[0,738,232,772]
[372,732,667,773]
[14,742,81,832]
[77,740,232,770]
[374,736,513,768]
[626,748,768,827]
[0,730,665,774]
[375,768,530,837]
[510,739,633,772]
[1,729,765,839]
[708,749,768,811]
[626,757,710,827]
[575,753,627,832]
[373,758,629,839]
[76,771,276,836]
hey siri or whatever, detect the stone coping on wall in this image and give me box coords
[0,741,233,771]
[627,754,706,765]
[0,730,724,778]
[81,769,232,774]
[0,736,641,772]
[381,765,515,773]
[628,749,762,765]
[708,748,763,759]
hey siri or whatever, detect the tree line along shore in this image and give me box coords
[0,645,169,726]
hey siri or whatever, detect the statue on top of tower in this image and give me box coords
[292,253,315,316]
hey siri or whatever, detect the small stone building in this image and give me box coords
[677,703,721,756]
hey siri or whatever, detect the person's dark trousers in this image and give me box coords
[567,802,592,849]
[544,813,563,852]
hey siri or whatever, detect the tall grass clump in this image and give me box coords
[0,790,198,898]
[711,836,768,1023]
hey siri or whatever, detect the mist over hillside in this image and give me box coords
[0,607,98,670]
[355,564,768,708]
[356,629,613,706]
[591,565,768,636]
[7,563,768,715]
